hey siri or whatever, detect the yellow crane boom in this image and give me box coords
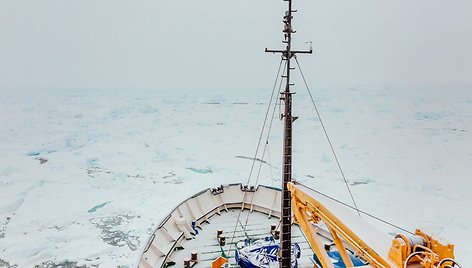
[288,182,458,268]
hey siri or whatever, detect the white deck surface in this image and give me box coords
[170,209,321,267]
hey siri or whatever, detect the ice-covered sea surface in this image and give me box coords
[0,88,470,267]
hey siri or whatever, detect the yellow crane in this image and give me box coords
[288,182,459,268]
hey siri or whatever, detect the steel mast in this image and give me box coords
[265,0,311,267]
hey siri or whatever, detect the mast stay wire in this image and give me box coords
[241,60,287,231]
[293,58,416,235]
[293,56,361,217]
[253,58,287,187]
[301,184,415,235]
[227,58,284,256]
[245,58,283,186]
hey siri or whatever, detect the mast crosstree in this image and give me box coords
[265,0,311,267]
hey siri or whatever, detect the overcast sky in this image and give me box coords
[0,0,471,94]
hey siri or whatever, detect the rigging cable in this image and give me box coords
[242,66,284,231]
[245,58,284,186]
[252,58,287,187]
[294,56,361,217]
[293,57,416,235]
[298,179,415,235]
[227,58,284,256]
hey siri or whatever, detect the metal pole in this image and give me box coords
[265,0,311,266]
[280,0,293,267]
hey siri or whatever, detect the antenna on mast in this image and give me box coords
[265,0,311,267]
[306,41,313,51]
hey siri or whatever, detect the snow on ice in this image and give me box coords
[0,87,470,267]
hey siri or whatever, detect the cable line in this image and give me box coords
[294,56,361,217]
[242,72,282,231]
[300,184,415,235]
[245,58,283,186]
[227,58,284,256]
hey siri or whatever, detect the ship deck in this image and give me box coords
[170,209,318,267]
[138,184,375,268]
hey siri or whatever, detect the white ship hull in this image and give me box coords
[138,183,388,268]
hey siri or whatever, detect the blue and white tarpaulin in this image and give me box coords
[235,238,301,268]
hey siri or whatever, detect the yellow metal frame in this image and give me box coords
[289,182,391,267]
[288,182,456,268]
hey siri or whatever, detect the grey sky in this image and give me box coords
[1,0,471,93]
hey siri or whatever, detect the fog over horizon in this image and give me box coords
[1,0,471,94]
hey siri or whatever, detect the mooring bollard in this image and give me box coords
[184,258,191,268]
[191,251,198,262]
[219,235,226,246]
